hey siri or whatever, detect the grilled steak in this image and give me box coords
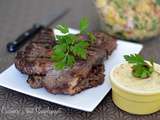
[27,64,104,95]
[43,64,105,94]
[15,28,54,75]
[15,28,117,95]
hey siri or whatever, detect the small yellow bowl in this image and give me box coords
[110,63,160,115]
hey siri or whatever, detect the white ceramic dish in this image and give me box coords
[0,28,143,112]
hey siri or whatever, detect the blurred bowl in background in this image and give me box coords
[95,0,160,42]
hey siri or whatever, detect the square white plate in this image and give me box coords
[0,28,143,112]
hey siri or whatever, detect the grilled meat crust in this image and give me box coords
[27,64,104,95]
[43,64,105,95]
[15,28,117,95]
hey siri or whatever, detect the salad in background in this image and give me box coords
[95,0,160,41]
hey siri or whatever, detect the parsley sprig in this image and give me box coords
[51,18,96,70]
[124,54,154,79]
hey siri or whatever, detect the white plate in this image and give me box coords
[0,28,143,112]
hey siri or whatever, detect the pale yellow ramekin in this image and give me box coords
[110,63,160,115]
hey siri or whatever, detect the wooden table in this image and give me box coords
[0,0,160,120]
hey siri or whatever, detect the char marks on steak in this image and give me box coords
[15,28,117,95]
[27,75,44,88]
[15,28,54,75]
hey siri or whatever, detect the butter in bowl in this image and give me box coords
[110,54,160,115]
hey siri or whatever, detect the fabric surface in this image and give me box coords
[0,0,160,120]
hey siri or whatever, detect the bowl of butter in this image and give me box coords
[110,54,160,115]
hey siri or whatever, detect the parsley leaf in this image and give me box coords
[66,55,75,66]
[80,18,89,34]
[87,32,96,43]
[53,44,67,52]
[132,64,153,78]
[54,58,66,70]
[71,41,89,59]
[51,50,65,62]
[124,54,144,64]
[124,54,154,79]
[56,24,69,34]
[51,18,96,70]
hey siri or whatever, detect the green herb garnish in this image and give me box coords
[124,54,154,79]
[51,18,95,70]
